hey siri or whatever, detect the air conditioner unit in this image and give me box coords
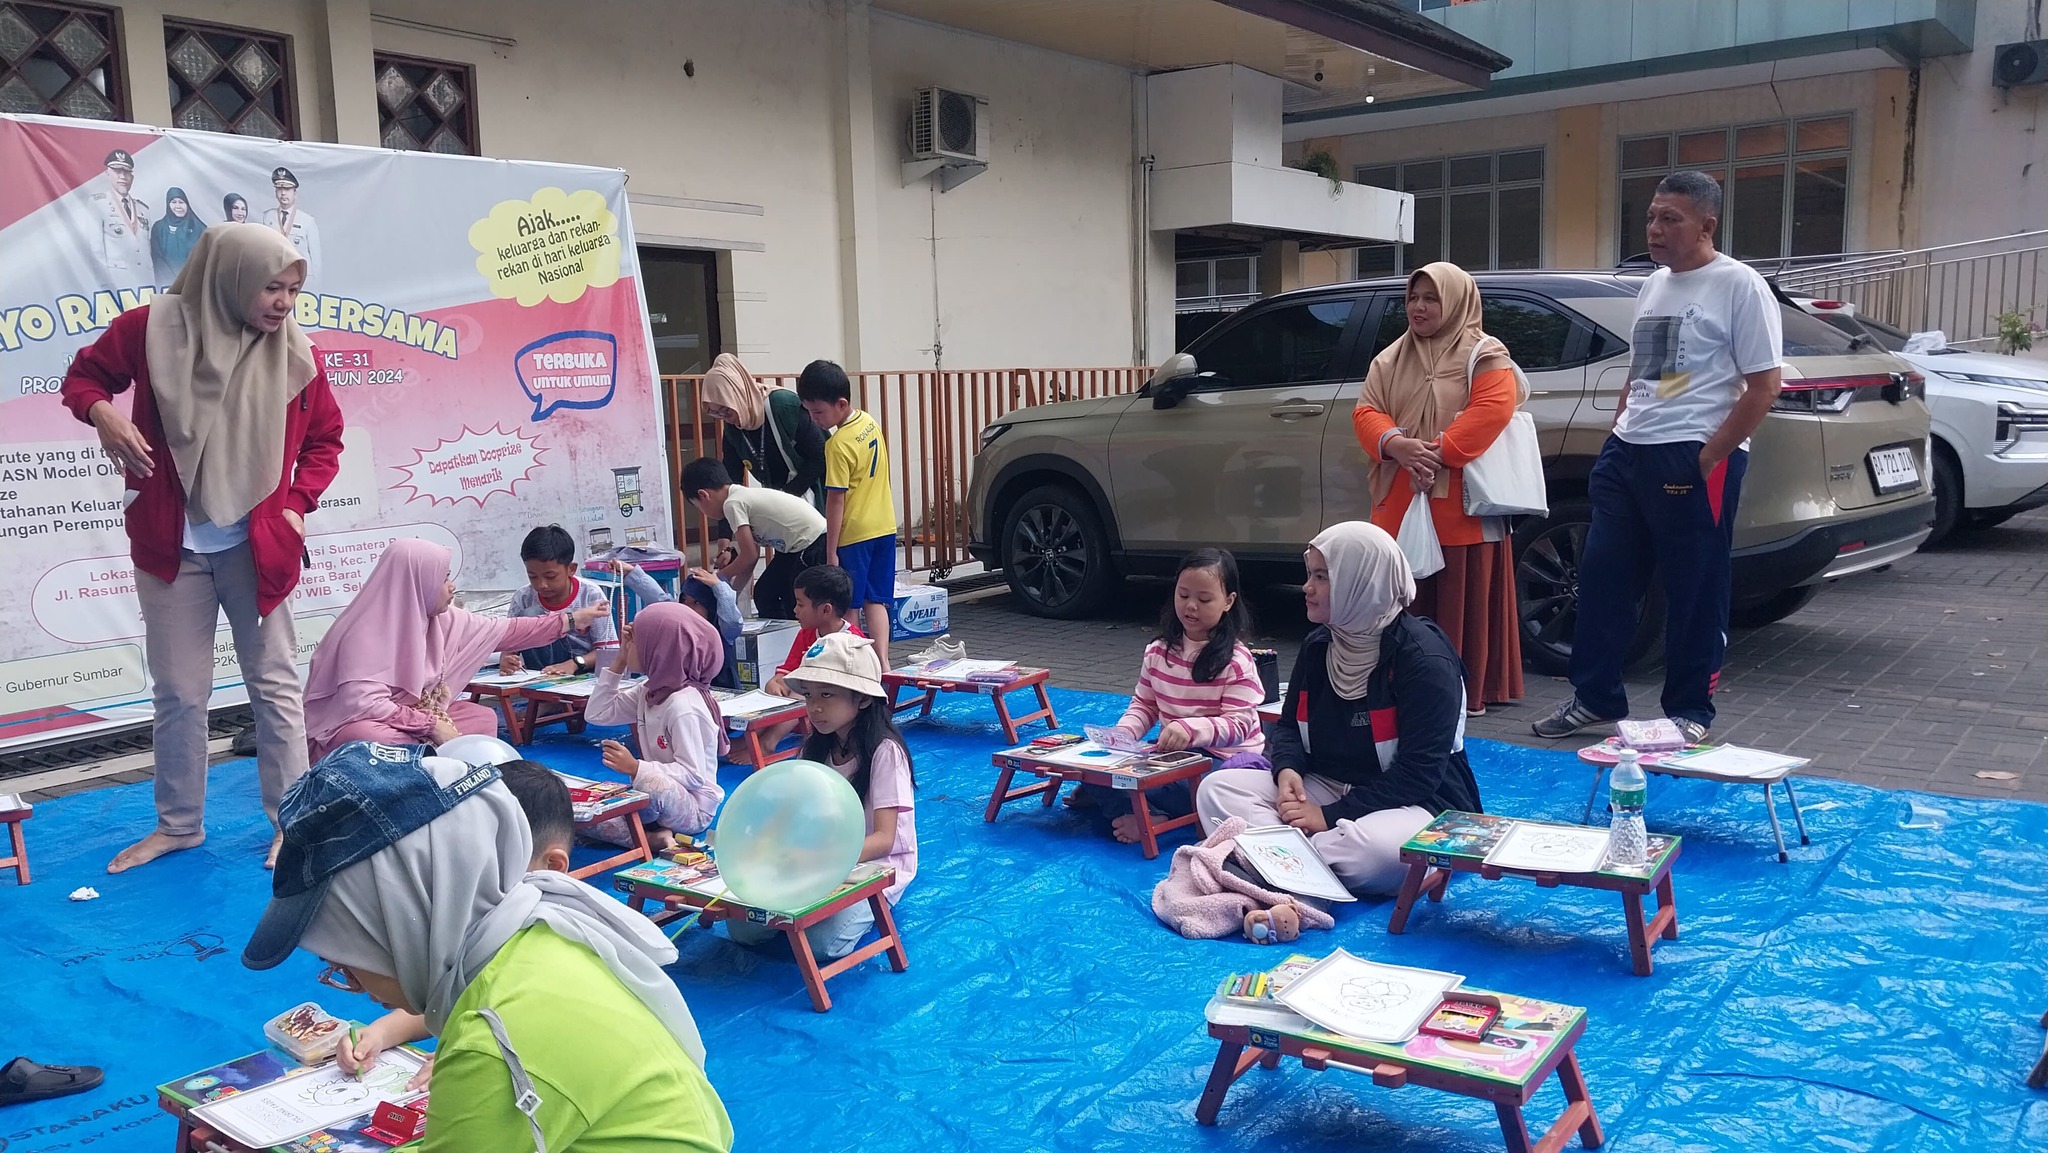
[907,87,989,164]
[1993,40,2048,87]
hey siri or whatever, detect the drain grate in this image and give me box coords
[0,706,254,783]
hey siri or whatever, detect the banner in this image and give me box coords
[0,115,670,752]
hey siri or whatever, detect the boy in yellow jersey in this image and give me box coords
[798,360,897,669]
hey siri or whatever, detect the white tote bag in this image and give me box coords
[1459,344,1549,518]
[1395,488,1445,579]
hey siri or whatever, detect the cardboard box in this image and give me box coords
[889,583,949,642]
[735,619,800,691]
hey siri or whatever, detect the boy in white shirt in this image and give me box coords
[1533,170,1784,745]
[681,457,827,621]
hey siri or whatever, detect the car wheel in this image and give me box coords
[1000,484,1116,619]
[1512,499,1665,677]
[1927,446,1962,547]
[1729,584,1820,628]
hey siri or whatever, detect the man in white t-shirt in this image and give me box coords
[681,456,827,619]
[1533,171,1784,744]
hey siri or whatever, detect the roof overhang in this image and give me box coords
[1154,160,1411,248]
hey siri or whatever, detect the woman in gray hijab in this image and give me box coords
[245,744,731,1151]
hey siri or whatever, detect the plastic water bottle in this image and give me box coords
[1608,749,1648,867]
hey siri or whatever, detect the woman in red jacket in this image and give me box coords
[62,223,343,875]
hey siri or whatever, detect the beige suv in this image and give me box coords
[966,270,1935,673]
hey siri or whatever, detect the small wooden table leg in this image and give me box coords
[870,892,909,972]
[985,764,1021,822]
[787,923,833,1013]
[1495,1099,1537,1153]
[1620,889,1653,976]
[6,820,29,885]
[1133,792,1163,860]
[1387,860,1431,934]
[1194,1039,1249,1126]
[1557,1051,1605,1148]
[991,691,1021,744]
[1033,681,1059,730]
[1655,873,1680,941]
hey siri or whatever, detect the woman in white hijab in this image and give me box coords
[1197,522,1482,913]
[247,745,731,1152]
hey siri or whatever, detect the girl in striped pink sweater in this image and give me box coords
[1080,548,1269,844]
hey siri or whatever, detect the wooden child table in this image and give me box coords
[616,857,906,1012]
[1577,739,1811,862]
[1196,986,1601,1153]
[556,772,657,880]
[158,1043,428,1152]
[0,793,31,884]
[713,689,809,769]
[1390,811,1682,977]
[464,671,594,745]
[985,743,1212,859]
[883,663,1057,744]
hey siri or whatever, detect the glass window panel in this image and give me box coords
[1213,256,1254,298]
[1730,163,1787,260]
[1175,262,1208,300]
[1407,193,1443,270]
[1402,160,1444,192]
[1497,149,1543,183]
[1790,158,1848,256]
[1796,116,1850,154]
[1356,244,1397,277]
[164,20,293,137]
[1676,130,1726,166]
[1618,174,1665,262]
[1496,185,1542,269]
[1449,154,1492,188]
[1355,164,1397,190]
[1482,298,1573,369]
[1191,300,1357,389]
[1374,296,1408,357]
[1447,189,1491,269]
[1735,122,1787,158]
[1621,135,1669,172]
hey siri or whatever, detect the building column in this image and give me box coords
[1259,238,1302,296]
[322,0,379,146]
[833,0,885,370]
[118,3,171,127]
[1552,104,1602,267]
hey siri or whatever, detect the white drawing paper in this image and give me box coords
[533,678,597,698]
[1666,745,1808,780]
[1028,741,1139,770]
[1483,820,1613,874]
[468,670,547,687]
[717,689,802,721]
[1232,825,1357,902]
[1274,949,1462,1044]
[190,1049,425,1148]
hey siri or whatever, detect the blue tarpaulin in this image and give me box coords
[3,686,2045,1152]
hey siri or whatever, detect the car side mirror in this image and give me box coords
[1148,353,1209,409]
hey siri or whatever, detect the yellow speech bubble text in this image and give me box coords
[468,187,622,306]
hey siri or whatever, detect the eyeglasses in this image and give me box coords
[316,963,366,994]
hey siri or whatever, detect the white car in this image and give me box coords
[1797,299,2048,544]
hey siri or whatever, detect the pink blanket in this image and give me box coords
[1150,816,1336,940]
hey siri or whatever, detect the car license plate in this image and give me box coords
[1866,445,1920,494]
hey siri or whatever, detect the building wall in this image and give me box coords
[1911,0,2048,247]
[93,0,1146,372]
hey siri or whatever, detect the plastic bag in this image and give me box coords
[1395,488,1444,578]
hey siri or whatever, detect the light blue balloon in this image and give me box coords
[712,759,866,913]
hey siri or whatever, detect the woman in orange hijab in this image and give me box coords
[1353,263,1524,715]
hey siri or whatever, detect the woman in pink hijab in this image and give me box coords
[302,538,611,760]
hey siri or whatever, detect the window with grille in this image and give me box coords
[164,19,293,139]
[374,53,476,155]
[0,1,122,120]
[1352,148,1544,278]
[1617,117,1851,262]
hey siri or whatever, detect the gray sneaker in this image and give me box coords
[1672,718,1709,746]
[1530,697,1620,739]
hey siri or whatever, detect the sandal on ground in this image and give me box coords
[1242,904,1302,945]
[0,1058,104,1104]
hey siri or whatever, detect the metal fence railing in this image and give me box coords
[1767,230,2048,350]
[661,366,1146,578]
